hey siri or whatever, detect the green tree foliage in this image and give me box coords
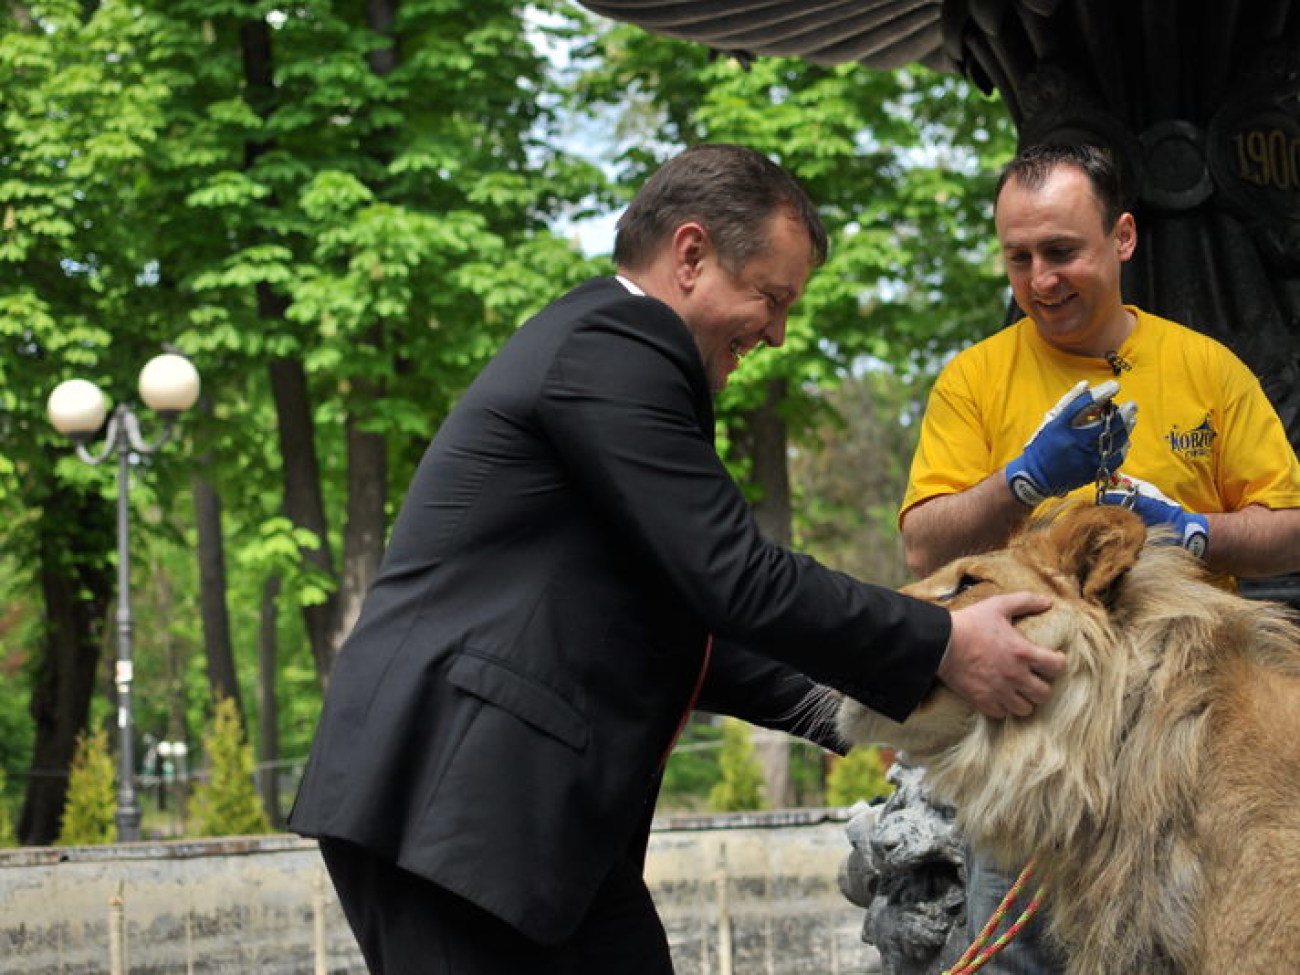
[791,369,932,589]
[663,727,836,811]
[56,727,116,846]
[0,0,609,839]
[0,0,136,841]
[0,767,18,848]
[570,21,1017,411]
[0,579,36,825]
[826,746,894,807]
[660,720,723,811]
[788,741,832,807]
[189,696,270,838]
[708,717,767,812]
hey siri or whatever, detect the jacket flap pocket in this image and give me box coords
[447,652,588,751]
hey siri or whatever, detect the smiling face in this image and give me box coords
[995,166,1137,357]
[679,209,814,392]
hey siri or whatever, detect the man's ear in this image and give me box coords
[671,222,708,290]
[1114,212,1137,262]
[1048,504,1146,603]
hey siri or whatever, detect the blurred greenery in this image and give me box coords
[55,727,115,846]
[708,717,767,812]
[826,747,894,807]
[189,696,271,837]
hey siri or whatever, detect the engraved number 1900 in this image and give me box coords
[1233,128,1300,191]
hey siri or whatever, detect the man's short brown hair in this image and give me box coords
[996,143,1125,232]
[613,143,828,272]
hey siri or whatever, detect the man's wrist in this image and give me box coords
[1005,458,1048,507]
[1181,512,1209,557]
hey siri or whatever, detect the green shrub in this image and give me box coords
[708,717,767,812]
[0,767,18,847]
[189,696,270,837]
[660,721,724,810]
[826,746,894,806]
[57,726,116,846]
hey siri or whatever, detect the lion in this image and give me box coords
[836,503,1300,975]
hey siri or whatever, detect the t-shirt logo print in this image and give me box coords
[1167,415,1217,459]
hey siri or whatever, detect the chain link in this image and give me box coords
[1094,403,1119,505]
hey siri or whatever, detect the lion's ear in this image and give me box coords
[1049,505,1147,603]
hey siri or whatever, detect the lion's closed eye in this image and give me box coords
[936,574,984,602]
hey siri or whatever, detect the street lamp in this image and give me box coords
[47,353,201,842]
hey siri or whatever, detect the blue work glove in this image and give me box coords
[1005,380,1138,507]
[1099,474,1209,557]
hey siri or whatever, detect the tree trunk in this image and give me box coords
[19,481,113,845]
[192,463,241,713]
[333,410,387,653]
[365,0,399,76]
[739,378,794,547]
[164,598,191,836]
[321,0,399,656]
[257,576,282,827]
[732,378,794,808]
[268,354,339,686]
[239,13,342,688]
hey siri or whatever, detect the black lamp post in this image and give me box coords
[46,353,201,842]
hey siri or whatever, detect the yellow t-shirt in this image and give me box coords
[902,307,1300,520]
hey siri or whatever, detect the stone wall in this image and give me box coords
[648,809,879,974]
[0,809,879,974]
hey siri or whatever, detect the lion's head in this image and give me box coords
[837,504,1180,860]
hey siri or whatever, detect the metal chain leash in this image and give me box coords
[1093,403,1120,505]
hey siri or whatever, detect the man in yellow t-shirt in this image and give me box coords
[900,143,1300,973]
[903,145,1300,584]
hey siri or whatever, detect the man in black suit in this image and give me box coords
[288,143,1064,974]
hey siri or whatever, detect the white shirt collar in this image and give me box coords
[615,274,645,296]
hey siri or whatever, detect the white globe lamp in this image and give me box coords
[47,379,110,442]
[138,353,201,416]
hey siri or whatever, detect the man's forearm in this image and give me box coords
[901,472,1034,577]
[1204,504,1300,578]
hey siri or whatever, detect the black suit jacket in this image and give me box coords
[288,278,949,944]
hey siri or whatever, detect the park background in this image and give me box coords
[0,0,1018,846]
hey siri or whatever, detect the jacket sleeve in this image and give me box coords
[538,295,949,722]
